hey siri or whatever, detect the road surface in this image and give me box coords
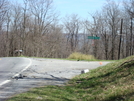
[0,57,110,101]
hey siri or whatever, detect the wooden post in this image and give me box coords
[118,19,123,60]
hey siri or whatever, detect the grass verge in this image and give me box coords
[8,56,134,101]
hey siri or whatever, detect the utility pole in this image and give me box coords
[118,19,123,60]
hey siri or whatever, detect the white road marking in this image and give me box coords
[0,58,32,87]
[0,80,11,86]
[13,58,32,77]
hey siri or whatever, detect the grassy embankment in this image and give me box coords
[8,55,134,101]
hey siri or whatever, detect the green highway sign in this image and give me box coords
[88,36,100,40]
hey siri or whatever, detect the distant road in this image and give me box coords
[0,57,110,101]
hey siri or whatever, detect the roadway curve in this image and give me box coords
[0,57,110,101]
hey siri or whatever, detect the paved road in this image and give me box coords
[0,57,110,101]
[0,57,31,86]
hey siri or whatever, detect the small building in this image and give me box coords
[14,50,23,56]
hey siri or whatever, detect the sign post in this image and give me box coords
[88,36,100,46]
[87,36,100,56]
[88,36,100,40]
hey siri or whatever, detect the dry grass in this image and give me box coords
[68,52,96,60]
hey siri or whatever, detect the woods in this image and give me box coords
[0,0,134,60]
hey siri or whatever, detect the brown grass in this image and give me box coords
[68,52,96,60]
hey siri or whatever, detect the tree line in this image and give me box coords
[0,0,133,60]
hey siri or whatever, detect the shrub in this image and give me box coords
[68,52,95,60]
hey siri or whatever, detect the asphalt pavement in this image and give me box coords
[0,57,110,101]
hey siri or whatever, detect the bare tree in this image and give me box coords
[124,0,134,56]
[9,3,23,56]
[125,0,134,18]
[0,0,9,56]
[27,0,58,57]
[0,0,8,30]
[63,14,81,53]
[29,0,56,35]
[102,1,121,60]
